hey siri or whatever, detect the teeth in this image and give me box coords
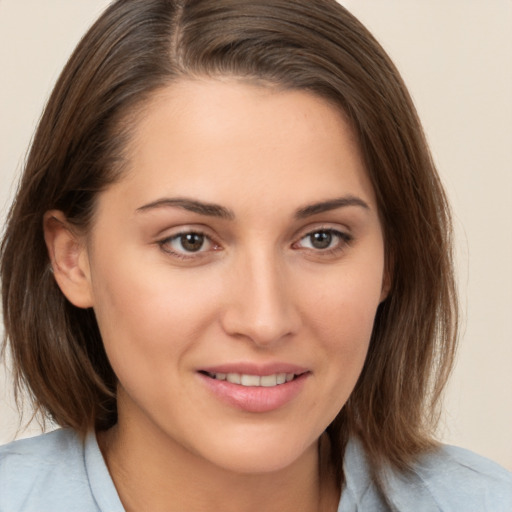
[260,374,277,387]
[226,373,241,384]
[209,372,296,387]
[241,374,260,386]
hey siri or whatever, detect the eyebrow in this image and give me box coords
[136,198,235,220]
[136,195,369,220]
[294,196,369,219]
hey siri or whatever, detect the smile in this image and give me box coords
[198,367,309,412]
[204,372,297,387]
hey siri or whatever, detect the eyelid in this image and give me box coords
[156,227,222,260]
[292,225,353,254]
[293,222,352,242]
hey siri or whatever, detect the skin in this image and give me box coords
[45,79,388,512]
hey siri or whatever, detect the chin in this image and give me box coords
[193,432,319,476]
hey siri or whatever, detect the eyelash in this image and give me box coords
[158,231,219,260]
[294,228,353,256]
[157,227,353,260]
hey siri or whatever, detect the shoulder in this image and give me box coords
[0,427,82,461]
[386,444,512,512]
[417,444,511,507]
[341,438,512,512]
[0,429,101,512]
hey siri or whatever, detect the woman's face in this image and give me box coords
[79,80,387,473]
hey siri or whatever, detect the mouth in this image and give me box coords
[199,371,302,387]
[198,367,309,413]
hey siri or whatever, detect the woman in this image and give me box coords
[0,0,510,510]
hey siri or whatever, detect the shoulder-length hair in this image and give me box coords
[1,0,457,482]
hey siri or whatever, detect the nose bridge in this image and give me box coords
[221,244,298,346]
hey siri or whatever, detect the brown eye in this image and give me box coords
[179,233,205,252]
[160,231,213,256]
[296,229,352,252]
[309,231,332,249]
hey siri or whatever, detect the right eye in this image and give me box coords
[158,231,219,259]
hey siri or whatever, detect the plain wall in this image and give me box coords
[0,1,511,470]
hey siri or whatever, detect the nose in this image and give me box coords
[220,249,300,347]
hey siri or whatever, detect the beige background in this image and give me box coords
[0,1,511,470]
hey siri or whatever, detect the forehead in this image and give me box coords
[101,78,376,217]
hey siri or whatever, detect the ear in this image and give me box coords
[379,253,393,303]
[43,210,94,308]
[380,269,392,303]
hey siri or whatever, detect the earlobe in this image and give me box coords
[43,210,94,308]
[380,256,393,303]
[380,271,391,303]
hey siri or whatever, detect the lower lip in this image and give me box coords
[198,373,309,413]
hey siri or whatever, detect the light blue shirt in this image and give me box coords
[0,429,511,511]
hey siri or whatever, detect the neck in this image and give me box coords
[98,417,339,512]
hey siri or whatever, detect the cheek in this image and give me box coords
[89,253,222,376]
[306,260,384,341]
[301,255,385,393]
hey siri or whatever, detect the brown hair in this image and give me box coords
[1,0,457,482]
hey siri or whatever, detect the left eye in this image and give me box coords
[162,232,213,254]
[296,229,350,250]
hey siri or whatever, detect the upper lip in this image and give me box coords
[199,362,309,376]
